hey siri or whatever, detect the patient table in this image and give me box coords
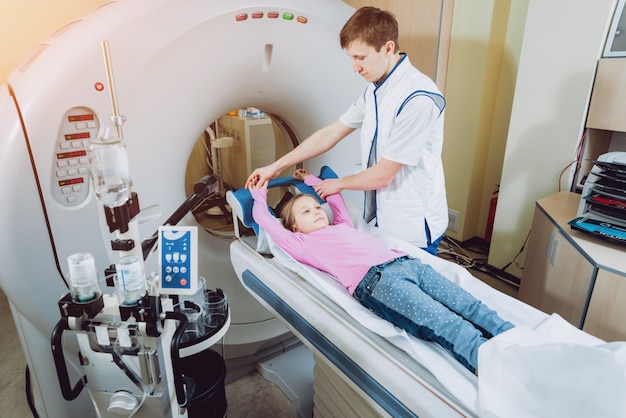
[226,172,626,418]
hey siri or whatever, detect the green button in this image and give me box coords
[282,13,294,20]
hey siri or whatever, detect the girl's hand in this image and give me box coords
[245,162,279,189]
[293,168,309,181]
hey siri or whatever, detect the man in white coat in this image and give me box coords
[246,6,448,255]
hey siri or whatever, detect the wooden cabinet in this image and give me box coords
[583,269,626,340]
[519,192,626,340]
[587,58,626,132]
[519,206,595,327]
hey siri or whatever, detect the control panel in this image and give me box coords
[158,226,198,295]
[51,107,100,206]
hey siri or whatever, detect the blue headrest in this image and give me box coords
[231,166,338,234]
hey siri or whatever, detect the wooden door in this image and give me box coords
[342,0,453,92]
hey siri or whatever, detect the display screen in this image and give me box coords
[57,150,87,159]
[68,114,94,122]
[64,132,90,140]
[58,177,84,187]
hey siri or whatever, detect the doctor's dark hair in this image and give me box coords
[340,6,399,53]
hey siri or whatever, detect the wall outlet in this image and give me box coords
[447,209,460,232]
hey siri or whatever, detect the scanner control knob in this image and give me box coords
[107,391,139,415]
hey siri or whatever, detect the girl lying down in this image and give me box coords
[249,168,514,374]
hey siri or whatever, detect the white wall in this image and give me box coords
[488,0,617,276]
[0,0,108,83]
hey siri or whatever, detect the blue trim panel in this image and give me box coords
[242,269,418,418]
[398,91,446,117]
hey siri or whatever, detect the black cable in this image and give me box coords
[142,174,218,260]
[164,311,191,408]
[439,235,520,288]
[25,366,40,418]
[51,318,86,401]
[501,230,530,273]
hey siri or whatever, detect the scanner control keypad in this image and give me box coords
[51,107,99,206]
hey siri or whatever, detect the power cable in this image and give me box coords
[438,236,520,289]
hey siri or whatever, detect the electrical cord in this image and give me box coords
[567,128,587,192]
[500,230,530,274]
[437,237,478,268]
[438,235,520,288]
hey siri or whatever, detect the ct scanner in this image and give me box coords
[3,1,623,417]
[0,0,364,416]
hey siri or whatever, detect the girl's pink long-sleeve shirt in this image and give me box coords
[251,175,405,295]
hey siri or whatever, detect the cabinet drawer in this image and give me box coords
[519,206,595,326]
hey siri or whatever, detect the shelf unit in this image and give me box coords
[518,192,626,341]
[574,58,626,191]
[575,1,626,191]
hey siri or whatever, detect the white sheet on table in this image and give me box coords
[477,314,626,418]
[246,194,626,416]
[264,215,548,413]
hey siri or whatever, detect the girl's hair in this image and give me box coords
[280,193,317,232]
[339,6,399,52]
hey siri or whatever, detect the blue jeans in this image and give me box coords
[353,256,514,373]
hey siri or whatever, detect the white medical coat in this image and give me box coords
[339,54,448,248]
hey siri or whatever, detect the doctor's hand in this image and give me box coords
[245,163,279,189]
[314,178,342,200]
[247,176,268,191]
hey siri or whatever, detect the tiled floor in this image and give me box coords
[0,237,517,417]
